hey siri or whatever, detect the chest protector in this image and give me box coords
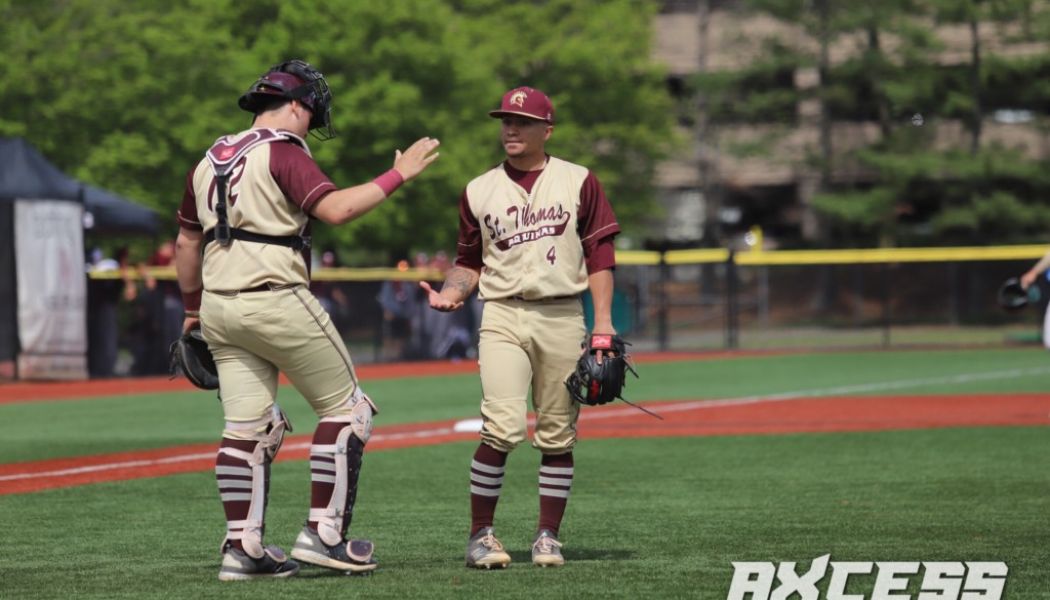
[204,128,312,251]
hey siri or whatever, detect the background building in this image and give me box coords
[651,0,1050,249]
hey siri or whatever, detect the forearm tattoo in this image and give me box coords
[445,266,478,298]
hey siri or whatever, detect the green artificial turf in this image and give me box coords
[1,429,1047,599]
[3,347,1050,463]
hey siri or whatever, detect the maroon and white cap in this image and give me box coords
[488,86,555,124]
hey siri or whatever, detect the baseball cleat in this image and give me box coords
[465,527,511,569]
[531,529,564,567]
[290,526,378,574]
[218,545,299,581]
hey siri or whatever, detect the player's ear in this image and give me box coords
[543,125,553,141]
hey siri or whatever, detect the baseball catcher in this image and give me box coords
[169,328,219,390]
[172,57,440,580]
[566,333,657,418]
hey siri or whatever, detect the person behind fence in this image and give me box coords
[128,260,166,375]
[311,248,351,337]
[86,247,135,378]
[173,58,439,581]
[149,241,185,365]
[1020,252,1050,348]
[406,251,432,359]
[376,258,415,360]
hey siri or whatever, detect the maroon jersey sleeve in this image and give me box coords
[176,166,202,230]
[586,236,616,273]
[578,171,620,273]
[269,141,339,214]
[454,190,483,271]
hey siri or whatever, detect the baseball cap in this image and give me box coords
[488,86,555,124]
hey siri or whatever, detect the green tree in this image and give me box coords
[799,0,1050,246]
[0,0,673,261]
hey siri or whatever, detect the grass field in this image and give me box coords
[1,348,1049,599]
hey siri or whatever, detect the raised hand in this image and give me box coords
[393,137,441,181]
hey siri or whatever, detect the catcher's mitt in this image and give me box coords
[998,277,1040,311]
[565,334,638,406]
[169,329,219,390]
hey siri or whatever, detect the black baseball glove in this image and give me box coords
[169,329,219,390]
[565,333,638,406]
[998,277,1039,311]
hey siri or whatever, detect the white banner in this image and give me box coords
[15,199,87,380]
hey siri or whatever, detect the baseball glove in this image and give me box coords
[169,329,219,390]
[998,277,1040,311]
[565,333,638,406]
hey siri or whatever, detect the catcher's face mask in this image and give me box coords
[239,59,335,141]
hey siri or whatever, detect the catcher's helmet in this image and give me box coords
[239,59,334,140]
[997,277,1040,311]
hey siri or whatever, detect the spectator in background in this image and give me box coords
[406,252,432,358]
[128,259,164,375]
[86,246,136,377]
[311,248,351,337]
[123,241,182,375]
[150,240,184,356]
[376,257,417,360]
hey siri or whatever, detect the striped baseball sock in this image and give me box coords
[307,420,344,532]
[215,438,262,553]
[538,452,574,537]
[469,443,507,536]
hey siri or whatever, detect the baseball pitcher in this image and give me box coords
[174,59,439,581]
[421,86,621,568]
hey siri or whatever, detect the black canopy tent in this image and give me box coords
[0,137,160,234]
[83,183,161,236]
[0,137,160,379]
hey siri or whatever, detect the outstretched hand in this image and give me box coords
[393,137,441,181]
[419,281,463,312]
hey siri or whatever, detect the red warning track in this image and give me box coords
[0,351,758,405]
[2,393,1047,496]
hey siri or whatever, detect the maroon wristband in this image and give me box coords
[373,169,404,197]
[182,288,202,312]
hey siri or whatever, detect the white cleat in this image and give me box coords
[465,527,511,569]
[531,529,565,567]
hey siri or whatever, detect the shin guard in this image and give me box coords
[216,406,291,558]
[308,392,374,546]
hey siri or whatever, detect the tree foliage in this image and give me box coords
[0,0,672,261]
[714,0,1050,247]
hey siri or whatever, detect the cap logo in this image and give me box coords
[510,90,527,108]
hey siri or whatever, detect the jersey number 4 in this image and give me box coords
[546,246,557,265]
